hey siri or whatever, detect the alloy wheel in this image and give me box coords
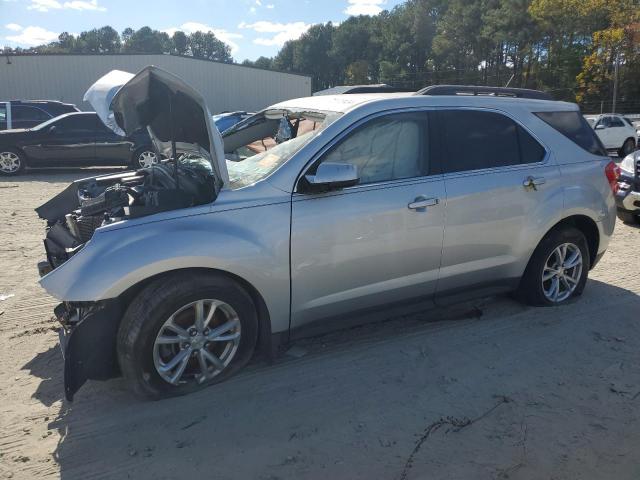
[138,151,158,168]
[541,242,583,303]
[153,299,241,385]
[0,151,21,174]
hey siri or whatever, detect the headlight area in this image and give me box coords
[55,299,123,401]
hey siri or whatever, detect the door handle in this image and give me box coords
[408,196,439,210]
[523,176,546,190]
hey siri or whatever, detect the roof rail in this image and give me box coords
[415,85,553,101]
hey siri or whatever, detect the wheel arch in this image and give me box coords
[118,267,275,359]
[539,214,600,269]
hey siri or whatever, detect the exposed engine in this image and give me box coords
[37,158,216,274]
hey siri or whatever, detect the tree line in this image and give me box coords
[4,0,640,112]
[242,0,640,112]
[5,26,232,63]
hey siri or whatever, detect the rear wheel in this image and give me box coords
[617,209,639,225]
[0,149,25,175]
[117,272,258,399]
[619,138,636,158]
[516,227,590,306]
[132,148,158,169]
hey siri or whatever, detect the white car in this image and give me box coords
[590,114,638,157]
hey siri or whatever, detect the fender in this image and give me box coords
[40,201,292,334]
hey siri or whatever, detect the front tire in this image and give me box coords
[516,227,590,306]
[619,138,636,158]
[117,272,258,399]
[0,148,26,175]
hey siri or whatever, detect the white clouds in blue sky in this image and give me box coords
[1,0,402,60]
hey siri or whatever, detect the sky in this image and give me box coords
[1,0,405,61]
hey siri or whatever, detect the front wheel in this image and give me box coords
[516,227,590,306]
[619,138,636,158]
[117,272,258,399]
[0,149,25,175]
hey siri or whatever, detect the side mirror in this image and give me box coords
[48,125,57,134]
[305,162,359,192]
[595,124,606,130]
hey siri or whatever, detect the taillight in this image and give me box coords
[605,160,621,194]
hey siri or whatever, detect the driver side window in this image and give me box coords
[320,112,429,184]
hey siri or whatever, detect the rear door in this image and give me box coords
[11,105,51,129]
[435,108,561,300]
[22,114,96,166]
[92,114,135,166]
[290,110,446,328]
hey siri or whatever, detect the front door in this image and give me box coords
[434,108,562,299]
[23,114,95,166]
[290,111,446,329]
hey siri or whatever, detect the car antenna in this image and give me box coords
[168,92,179,190]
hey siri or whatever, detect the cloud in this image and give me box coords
[26,0,106,11]
[6,25,58,45]
[5,23,22,31]
[239,21,311,47]
[344,0,385,16]
[27,0,61,11]
[63,0,106,11]
[162,22,243,54]
[266,4,274,8]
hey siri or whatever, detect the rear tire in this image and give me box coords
[117,272,258,399]
[516,227,590,306]
[0,148,26,175]
[131,147,158,169]
[617,209,639,225]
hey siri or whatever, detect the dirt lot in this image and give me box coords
[0,170,639,480]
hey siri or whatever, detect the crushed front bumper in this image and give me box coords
[53,300,122,401]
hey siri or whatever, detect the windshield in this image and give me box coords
[224,110,341,189]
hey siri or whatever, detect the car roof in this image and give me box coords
[270,92,577,115]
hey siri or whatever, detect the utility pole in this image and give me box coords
[612,54,619,114]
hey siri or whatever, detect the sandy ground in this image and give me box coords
[0,169,639,480]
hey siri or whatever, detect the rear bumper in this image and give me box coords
[53,299,122,401]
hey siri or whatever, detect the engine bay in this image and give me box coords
[37,157,216,273]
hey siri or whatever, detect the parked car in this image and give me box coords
[36,68,616,400]
[212,111,253,133]
[0,111,157,175]
[314,84,413,96]
[615,150,640,224]
[0,100,79,130]
[589,113,638,157]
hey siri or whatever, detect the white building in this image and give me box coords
[0,53,312,113]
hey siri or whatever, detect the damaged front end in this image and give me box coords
[55,300,122,400]
[37,66,227,399]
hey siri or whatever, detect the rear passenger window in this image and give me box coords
[535,111,607,156]
[440,110,544,173]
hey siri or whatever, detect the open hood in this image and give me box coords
[83,66,229,185]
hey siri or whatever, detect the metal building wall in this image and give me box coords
[0,54,312,113]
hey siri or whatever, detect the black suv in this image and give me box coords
[0,112,157,175]
[0,100,80,130]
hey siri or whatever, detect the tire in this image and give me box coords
[0,148,26,176]
[117,272,259,399]
[617,209,639,225]
[131,147,158,169]
[619,138,636,158]
[516,227,590,307]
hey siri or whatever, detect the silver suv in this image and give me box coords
[36,69,617,400]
